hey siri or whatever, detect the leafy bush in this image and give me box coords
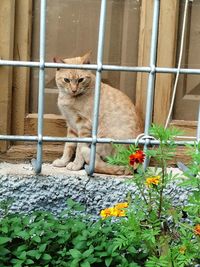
[0,125,200,267]
[106,124,200,266]
[0,199,148,267]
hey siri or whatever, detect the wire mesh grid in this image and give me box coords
[0,0,200,175]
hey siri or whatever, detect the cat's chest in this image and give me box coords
[57,94,91,130]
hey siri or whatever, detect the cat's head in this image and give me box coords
[54,52,93,96]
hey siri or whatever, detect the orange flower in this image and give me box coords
[145,176,160,187]
[117,209,126,217]
[129,150,145,166]
[194,224,200,236]
[100,202,128,218]
[100,208,111,218]
[114,202,128,209]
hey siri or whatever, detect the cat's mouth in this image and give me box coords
[70,89,84,96]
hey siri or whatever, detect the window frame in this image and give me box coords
[0,0,199,171]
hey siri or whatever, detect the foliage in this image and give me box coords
[0,125,200,266]
[105,124,200,266]
[0,199,149,267]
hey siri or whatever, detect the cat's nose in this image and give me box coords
[71,85,77,93]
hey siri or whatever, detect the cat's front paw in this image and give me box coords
[66,162,82,171]
[53,158,68,167]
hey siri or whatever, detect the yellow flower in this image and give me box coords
[145,176,160,187]
[114,202,128,209]
[194,224,200,236]
[100,208,111,218]
[117,209,126,217]
[109,207,119,217]
[179,246,186,254]
[100,202,128,218]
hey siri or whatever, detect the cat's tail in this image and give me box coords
[81,147,133,176]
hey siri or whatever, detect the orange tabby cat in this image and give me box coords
[53,52,143,175]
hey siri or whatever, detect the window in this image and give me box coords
[0,0,199,172]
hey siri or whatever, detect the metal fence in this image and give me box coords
[0,0,200,175]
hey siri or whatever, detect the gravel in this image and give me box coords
[0,162,192,217]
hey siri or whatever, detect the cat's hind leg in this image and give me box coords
[81,147,130,175]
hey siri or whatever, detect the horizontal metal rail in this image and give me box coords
[2,59,200,74]
[0,134,196,146]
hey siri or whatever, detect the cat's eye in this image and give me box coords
[78,78,84,83]
[64,78,70,83]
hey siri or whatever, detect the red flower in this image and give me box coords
[129,150,145,166]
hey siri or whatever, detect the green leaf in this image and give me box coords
[17,231,29,240]
[42,253,52,261]
[0,237,11,245]
[26,259,34,265]
[105,257,112,267]
[0,247,10,256]
[129,263,141,267]
[16,244,28,252]
[32,235,41,243]
[128,245,137,254]
[39,243,47,253]
[26,250,41,260]
[11,259,24,267]
[70,258,80,267]
[1,225,9,233]
[18,251,26,260]
[69,249,82,259]
[81,261,91,267]
[66,198,86,212]
[82,247,94,258]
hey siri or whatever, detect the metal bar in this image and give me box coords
[0,60,40,67]
[86,0,107,176]
[2,58,200,74]
[143,0,160,169]
[156,67,200,74]
[197,103,200,141]
[0,60,150,72]
[0,134,196,146]
[31,0,47,174]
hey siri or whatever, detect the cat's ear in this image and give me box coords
[81,51,92,64]
[53,57,65,70]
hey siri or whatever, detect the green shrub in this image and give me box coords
[0,198,148,267]
[0,125,200,267]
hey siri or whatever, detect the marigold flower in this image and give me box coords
[117,209,126,217]
[179,246,186,254]
[114,202,128,209]
[109,207,119,217]
[194,224,200,236]
[145,176,160,187]
[100,208,111,218]
[129,150,145,166]
[100,202,128,218]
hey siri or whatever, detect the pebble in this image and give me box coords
[0,171,193,218]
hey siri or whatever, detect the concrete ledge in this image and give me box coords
[0,163,187,217]
[0,163,132,216]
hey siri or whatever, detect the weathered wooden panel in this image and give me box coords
[0,0,15,152]
[12,0,32,137]
[24,114,67,137]
[154,0,179,125]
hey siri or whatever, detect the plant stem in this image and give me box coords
[136,181,148,206]
[158,144,166,219]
